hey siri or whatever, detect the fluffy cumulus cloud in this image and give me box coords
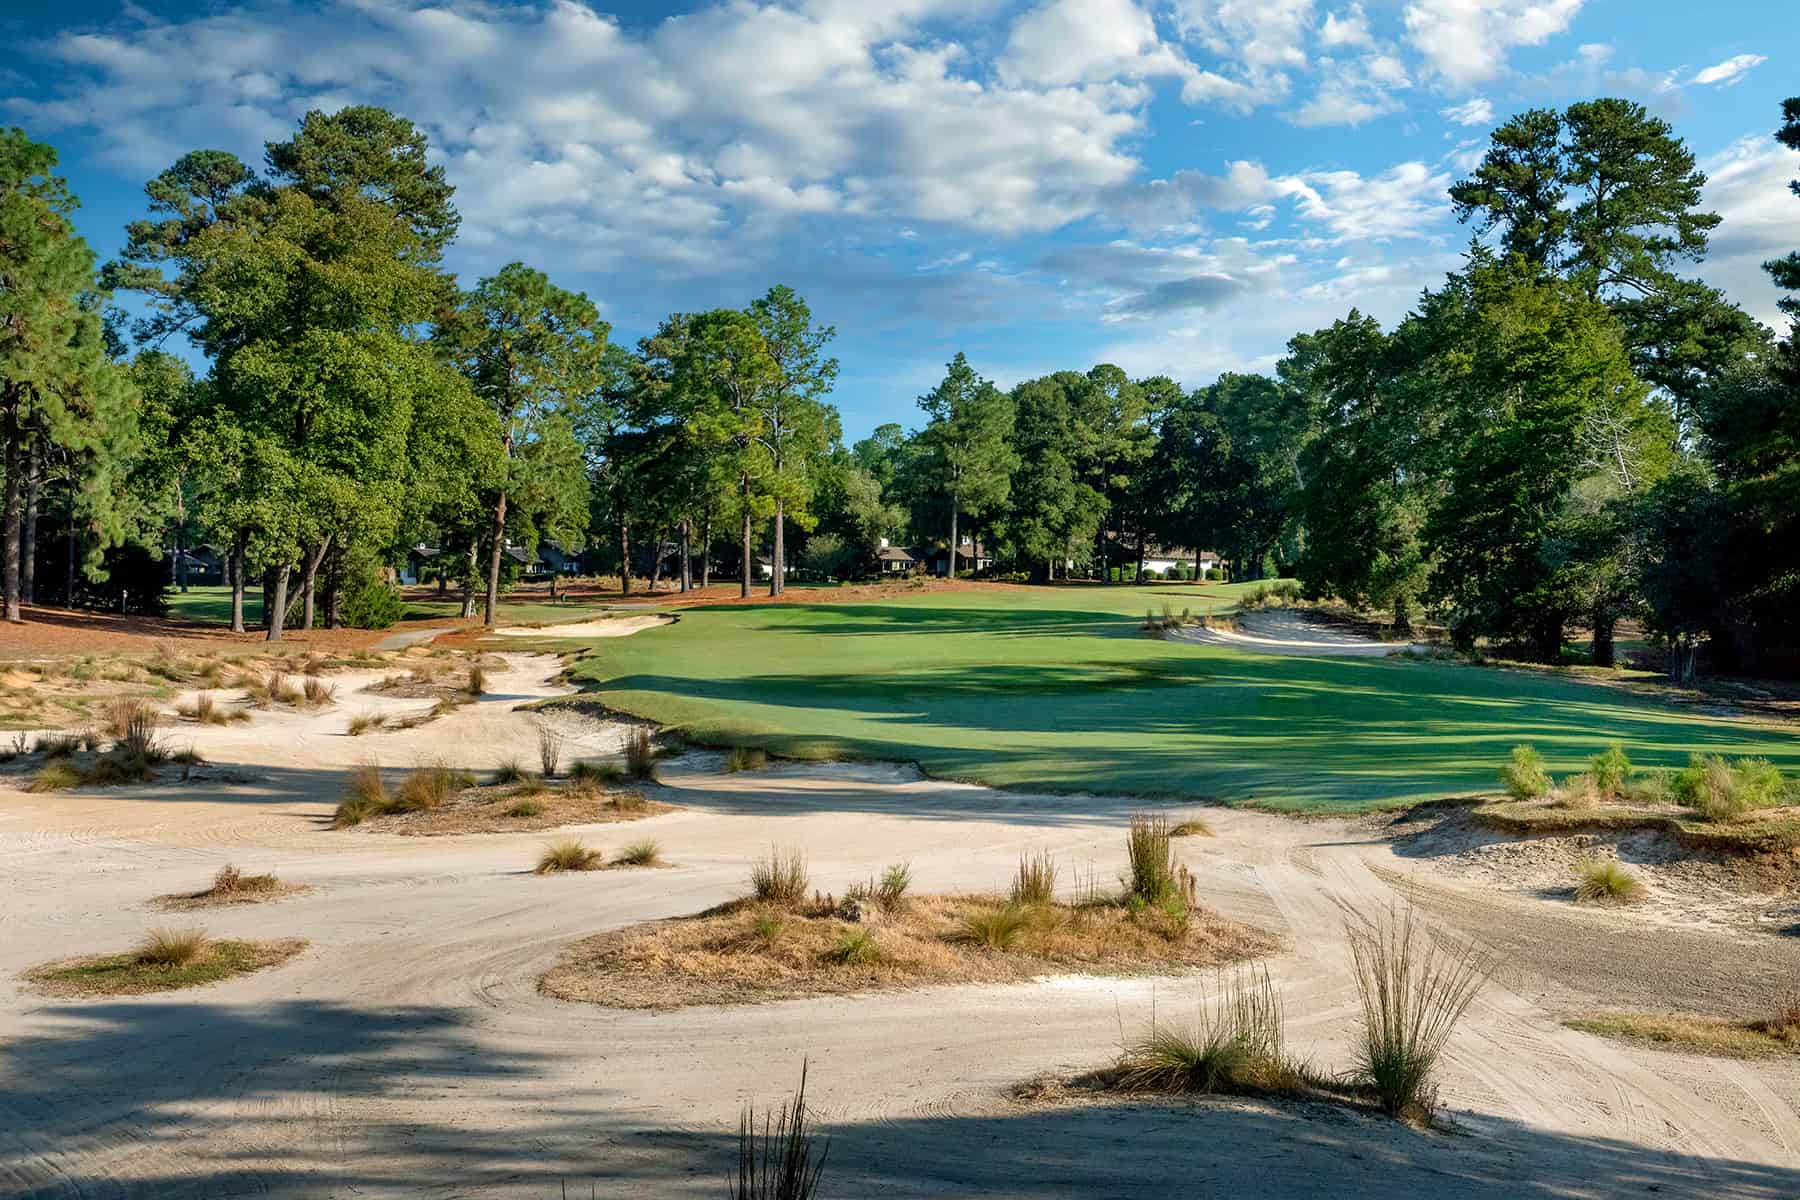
[1700,137,1800,328]
[1403,0,1585,86]
[1441,97,1495,127]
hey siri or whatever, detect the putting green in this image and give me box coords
[562,583,1799,812]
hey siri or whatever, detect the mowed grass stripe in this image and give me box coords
[565,584,1800,811]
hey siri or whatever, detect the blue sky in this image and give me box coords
[4,0,1796,440]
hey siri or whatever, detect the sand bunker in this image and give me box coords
[1171,609,1428,657]
[491,613,672,639]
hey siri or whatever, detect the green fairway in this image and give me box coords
[566,583,1800,812]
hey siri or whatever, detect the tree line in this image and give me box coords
[3,95,1798,679]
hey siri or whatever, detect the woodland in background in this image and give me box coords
[3,96,1798,680]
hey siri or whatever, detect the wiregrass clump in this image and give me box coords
[1574,856,1646,904]
[392,761,477,813]
[537,839,604,874]
[466,663,487,697]
[615,840,663,867]
[538,727,565,778]
[731,1062,828,1200]
[726,745,769,773]
[346,713,387,736]
[206,864,281,897]
[1343,903,1496,1120]
[1117,965,1303,1095]
[953,903,1030,950]
[136,927,207,968]
[624,726,655,779]
[334,763,388,827]
[302,676,336,706]
[1010,851,1058,907]
[750,847,810,907]
[876,862,912,909]
[1590,744,1633,801]
[1500,744,1552,801]
[1125,813,1180,904]
[493,757,534,785]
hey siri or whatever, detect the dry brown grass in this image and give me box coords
[350,779,671,836]
[22,938,307,997]
[156,864,306,910]
[536,838,605,874]
[540,892,1277,1010]
[1566,1010,1800,1059]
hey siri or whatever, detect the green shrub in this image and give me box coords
[1674,754,1786,822]
[875,862,911,909]
[1499,745,1552,801]
[1590,744,1632,800]
[339,571,405,630]
[832,928,880,965]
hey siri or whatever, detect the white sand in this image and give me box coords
[489,613,672,639]
[1171,608,1430,656]
[1,659,1796,1196]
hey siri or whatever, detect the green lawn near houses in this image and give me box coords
[165,585,636,629]
[563,582,1800,812]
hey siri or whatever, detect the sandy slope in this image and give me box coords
[1170,609,1430,657]
[489,613,673,640]
[1,662,1796,1197]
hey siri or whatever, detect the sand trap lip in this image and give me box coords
[1169,609,1427,657]
[491,614,673,639]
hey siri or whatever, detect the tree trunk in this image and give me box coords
[1392,594,1413,638]
[325,544,344,629]
[679,520,692,592]
[261,567,275,630]
[64,477,75,609]
[1,396,22,623]
[549,569,559,603]
[1670,634,1698,684]
[740,488,752,600]
[229,534,246,633]
[701,514,712,588]
[1591,606,1615,668]
[266,565,292,641]
[948,497,959,581]
[22,444,39,606]
[460,537,477,619]
[650,527,668,591]
[484,491,508,626]
[618,510,632,597]
[298,537,330,631]
[1134,523,1147,585]
[770,499,784,597]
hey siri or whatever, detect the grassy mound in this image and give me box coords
[23,935,307,997]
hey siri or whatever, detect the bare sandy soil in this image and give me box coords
[490,613,674,640]
[2,658,1798,1197]
[1169,608,1431,656]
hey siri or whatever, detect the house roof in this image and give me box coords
[877,546,916,562]
[918,540,989,559]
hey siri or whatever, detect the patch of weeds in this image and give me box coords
[137,927,207,967]
[346,713,387,736]
[205,864,281,897]
[536,839,604,874]
[875,862,911,910]
[27,762,84,792]
[832,927,880,965]
[1170,816,1213,837]
[1574,856,1645,904]
[302,676,336,706]
[1590,744,1633,801]
[752,912,787,946]
[953,903,1029,950]
[569,759,626,785]
[1116,965,1311,1096]
[34,733,82,759]
[392,761,477,813]
[24,936,306,997]
[505,796,546,818]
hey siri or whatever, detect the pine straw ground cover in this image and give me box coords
[539,892,1278,1009]
[22,937,308,998]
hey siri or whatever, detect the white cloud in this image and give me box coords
[1701,137,1799,328]
[1403,0,1585,86]
[1277,161,1452,240]
[1290,51,1410,127]
[1318,4,1374,48]
[1440,98,1494,127]
[1691,54,1766,88]
[999,0,1191,88]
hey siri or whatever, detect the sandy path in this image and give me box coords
[1171,609,1429,656]
[2,731,1797,1194]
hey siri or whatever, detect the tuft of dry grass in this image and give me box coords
[537,839,605,874]
[505,796,546,818]
[1010,851,1058,907]
[1342,902,1496,1121]
[466,663,487,697]
[538,727,565,778]
[731,1062,829,1200]
[391,761,477,813]
[1573,856,1646,904]
[1567,1008,1800,1059]
[750,847,810,908]
[624,726,655,779]
[1170,816,1213,838]
[136,927,208,967]
[614,840,664,867]
[346,712,387,736]
[302,676,337,706]
[1125,813,1179,903]
[334,763,389,827]
[1116,965,1312,1096]
[27,762,84,792]
[208,864,280,896]
[726,745,769,773]
[953,903,1029,950]
[542,890,1278,1009]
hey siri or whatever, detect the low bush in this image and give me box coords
[750,847,810,907]
[536,839,604,874]
[1674,754,1787,822]
[1343,903,1495,1120]
[1010,851,1058,907]
[1499,744,1552,801]
[730,1062,828,1200]
[726,745,769,773]
[136,927,207,967]
[1574,856,1645,904]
